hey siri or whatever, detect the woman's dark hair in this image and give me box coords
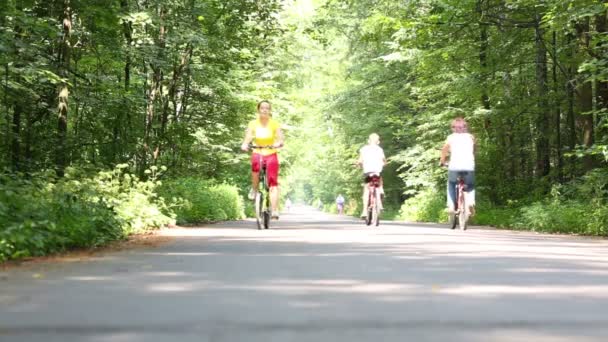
[257,100,271,110]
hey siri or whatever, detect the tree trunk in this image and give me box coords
[578,80,594,170]
[552,31,563,182]
[4,64,9,166]
[56,0,72,177]
[595,8,608,141]
[566,31,577,177]
[158,44,192,163]
[535,18,551,177]
[143,5,165,171]
[121,0,132,92]
[576,19,594,171]
[11,102,21,171]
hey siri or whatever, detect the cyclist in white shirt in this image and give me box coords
[440,117,476,216]
[357,133,387,218]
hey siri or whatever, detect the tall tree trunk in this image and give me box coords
[595,8,608,142]
[4,64,9,166]
[56,0,72,177]
[121,0,132,92]
[11,102,21,171]
[158,44,193,163]
[535,17,551,177]
[578,80,594,170]
[566,32,577,179]
[143,5,165,171]
[576,19,595,171]
[552,31,563,182]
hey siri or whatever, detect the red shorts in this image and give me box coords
[251,153,279,187]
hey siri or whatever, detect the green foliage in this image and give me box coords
[158,178,244,224]
[0,166,174,262]
[513,201,588,234]
[398,189,446,223]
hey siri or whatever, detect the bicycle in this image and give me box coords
[449,171,470,231]
[249,145,275,230]
[365,173,382,227]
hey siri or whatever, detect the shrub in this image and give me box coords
[158,178,244,224]
[0,166,174,262]
[398,189,446,223]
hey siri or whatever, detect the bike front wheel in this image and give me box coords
[263,210,270,229]
[255,192,263,230]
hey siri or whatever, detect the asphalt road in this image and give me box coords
[2,206,608,342]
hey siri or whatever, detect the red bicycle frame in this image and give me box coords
[368,175,381,209]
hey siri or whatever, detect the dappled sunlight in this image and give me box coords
[226,279,422,295]
[66,276,114,282]
[440,284,608,299]
[141,252,219,257]
[4,208,608,342]
[146,282,204,293]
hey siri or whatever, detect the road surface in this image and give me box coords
[2,206,608,341]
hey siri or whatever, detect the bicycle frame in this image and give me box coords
[250,145,274,230]
[451,172,468,230]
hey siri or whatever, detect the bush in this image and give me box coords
[471,201,518,228]
[0,166,174,262]
[398,189,446,223]
[158,178,244,224]
[244,200,256,218]
[512,201,587,234]
[394,169,608,236]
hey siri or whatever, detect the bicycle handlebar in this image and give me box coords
[248,143,283,149]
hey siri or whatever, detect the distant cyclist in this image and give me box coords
[241,100,284,219]
[440,117,476,216]
[357,133,386,218]
[285,198,292,213]
[336,194,345,215]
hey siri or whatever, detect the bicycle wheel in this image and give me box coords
[263,210,270,229]
[450,184,458,229]
[458,188,467,231]
[255,192,263,230]
[450,213,458,229]
[373,191,381,227]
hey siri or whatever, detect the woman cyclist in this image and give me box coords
[440,117,476,217]
[241,100,284,219]
[357,133,386,218]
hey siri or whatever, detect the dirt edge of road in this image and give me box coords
[1,229,175,271]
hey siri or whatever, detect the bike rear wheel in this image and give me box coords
[459,210,467,230]
[373,192,381,226]
[458,188,467,230]
[450,184,458,229]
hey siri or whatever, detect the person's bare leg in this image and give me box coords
[270,186,279,214]
[361,184,369,217]
[252,172,260,191]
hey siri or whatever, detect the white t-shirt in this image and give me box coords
[360,144,385,174]
[447,133,475,171]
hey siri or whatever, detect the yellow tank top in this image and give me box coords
[248,118,280,156]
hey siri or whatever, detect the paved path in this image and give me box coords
[2,206,608,341]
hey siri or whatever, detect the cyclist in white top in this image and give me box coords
[357,133,387,218]
[440,117,476,216]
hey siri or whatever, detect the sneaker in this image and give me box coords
[271,211,280,220]
[248,188,256,201]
